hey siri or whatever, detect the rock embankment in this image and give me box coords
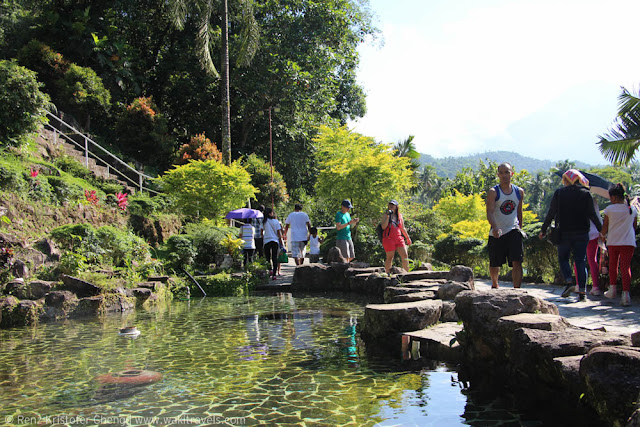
[0,274,170,327]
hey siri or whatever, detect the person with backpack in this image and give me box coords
[486,162,525,289]
[381,200,411,273]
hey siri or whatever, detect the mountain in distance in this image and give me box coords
[418,150,594,179]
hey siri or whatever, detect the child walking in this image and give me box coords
[308,227,323,263]
[601,183,637,306]
[239,219,256,268]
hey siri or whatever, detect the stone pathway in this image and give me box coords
[255,260,639,335]
[475,278,640,335]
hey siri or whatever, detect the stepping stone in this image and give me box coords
[404,322,463,362]
[361,300,442,339]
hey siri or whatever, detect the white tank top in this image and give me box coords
[489,184,521,236]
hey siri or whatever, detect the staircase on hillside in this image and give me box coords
[41,112,159,196]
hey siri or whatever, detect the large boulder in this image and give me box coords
[4,280,54,300]
[350,273,396,295]
[73,295,135,317]
[581,346,640,426]
[454,289,559,363]
[3,280,29,299]
[449,265,474,286]
[509,327,631,386]
[131,288,153,306]
[43,290,79,319]
[291,264,338,291]
[437,281,473,301]
[61,275,101,297]
[361,299,443,340]
[0,296,19,327]
[15,300,44,326]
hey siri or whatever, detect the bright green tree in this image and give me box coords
[159,159,257,220]
[314,125,415,223]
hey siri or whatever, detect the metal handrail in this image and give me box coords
[44,112,160,195]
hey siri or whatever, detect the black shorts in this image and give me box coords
[488,229,524,267]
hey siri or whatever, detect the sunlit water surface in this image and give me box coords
[0,294,544,426]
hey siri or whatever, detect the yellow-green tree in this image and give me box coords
[435,190,537,240]
[159,160,257,220]
[314,125,415,223]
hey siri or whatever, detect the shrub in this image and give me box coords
[408,241,432,263]
[50,223,149,267]
[433,235,486,267]
[16,40,69,98]
[0,164,28,192]
[95,226,150,267]
[27,174,54,202]
[185,223,238,268]
[0,59,50,146]
[242,153,289,207]
[522,222,560,283]
[53,155,93,180]
[177,133,222,164]
[127,194,161,217]
[198,272,251,296]
[47,176,84,204]
[165,235,196,270]
[56,63,111,128]
[115,97,174,169]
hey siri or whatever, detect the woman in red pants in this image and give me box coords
[601,184,637,306]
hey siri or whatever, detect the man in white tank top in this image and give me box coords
[485,162,525,289]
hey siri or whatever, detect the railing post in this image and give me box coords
[53,129,57,146]
[139,174,143,194]
[84,136,89,168]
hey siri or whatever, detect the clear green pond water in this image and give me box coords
[0,293,544,426]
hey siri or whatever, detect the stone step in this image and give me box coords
[361,299,443,339]
[403,322,463,362]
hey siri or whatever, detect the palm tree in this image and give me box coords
[597,86,640,166]
[393,135,421,170]
[169,0,259,165]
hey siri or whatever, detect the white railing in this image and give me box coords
[44,112,160,195]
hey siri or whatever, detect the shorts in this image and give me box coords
[382,234,406,252]
[488,229,523,267]
[336,239,355,259]
[290,241,306,258]
[309,253,320,263]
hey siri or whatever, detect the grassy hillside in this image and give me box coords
[419,150,594,179]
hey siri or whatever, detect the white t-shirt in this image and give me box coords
[241,224,255,249]
[604,204,637,247]
[285,211,310,241]
[309,235,321,254]
[263,218,282,245]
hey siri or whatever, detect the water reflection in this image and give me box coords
[0,293,547,425]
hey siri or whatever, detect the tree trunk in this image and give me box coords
[221,0,232,165]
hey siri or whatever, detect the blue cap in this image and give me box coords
[341,199,353,209]
[389,200,399,206]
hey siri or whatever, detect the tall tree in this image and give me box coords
[314,125,414,224]
[169,0,259,165]
[597,86,640,166]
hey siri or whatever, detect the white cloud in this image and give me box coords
[351,0,640,164]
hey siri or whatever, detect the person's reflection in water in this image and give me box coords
[339,315,359,367]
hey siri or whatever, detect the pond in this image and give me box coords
[0,293,546,426]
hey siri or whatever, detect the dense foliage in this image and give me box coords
[0,60,50,146]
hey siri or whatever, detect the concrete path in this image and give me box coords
[475,278,640,335]
[255,259,640,335]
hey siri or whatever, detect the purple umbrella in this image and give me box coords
[225,208,263,219]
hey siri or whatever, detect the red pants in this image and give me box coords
[608,245,635,292]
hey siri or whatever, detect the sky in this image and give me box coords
[349,0,640,165]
